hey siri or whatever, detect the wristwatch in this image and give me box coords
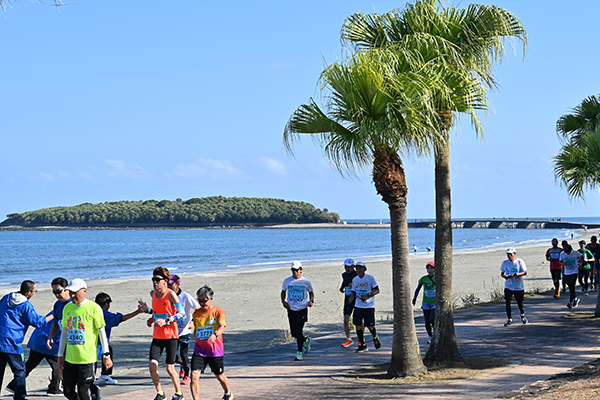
[214,332,220,338]
[103,352,110,358]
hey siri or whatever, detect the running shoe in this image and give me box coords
[97,375,118,385]
[521,315,528,324]
[302,337,311,354]
[172,393,184,400]
[46,389,63,397]
[373,335,382,349]
[294,351,303,361]
[341,338,354,348]
[356,343,368,353]
[153,393,166,400]
[573,297,580,308]
[179,369,185,378]
[426,337,432,344]
[585,291,589,296]
[182,376,191,385]
[222,393,233,400]
[504,319,513,326]
[567,301,573,309]
[5,385,14,394]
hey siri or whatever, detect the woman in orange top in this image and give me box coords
[144,267,185,400]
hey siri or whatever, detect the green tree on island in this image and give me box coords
[284,45,457,376]
[341,0,527,366]
[552,94,600,316]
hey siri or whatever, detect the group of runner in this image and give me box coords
[280,259,381,360]
[546,237,599,306]
[0,269,233,400]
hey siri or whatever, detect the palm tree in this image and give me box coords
[341,0,527,366]
[284,48,448,377]
[553,94,600,316]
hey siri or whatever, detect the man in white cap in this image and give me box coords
[281,261,314,361]
[339,258,357,348]
[58,278,112,400]
[500,248,528,326]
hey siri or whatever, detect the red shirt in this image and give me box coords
[546,247,563,270]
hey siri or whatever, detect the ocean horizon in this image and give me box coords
[1,216,595,289]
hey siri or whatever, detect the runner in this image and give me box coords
[190,285,232,400]
[350,261,381,352]
[577,240,594,296]
[6,277,70,397]
[145,266,186,400]
[0,280,48,400]
[58,278,112,400]
[168,274,199,385]
[560,243,583,309]
[412,261,436,343]
[545,238,563,298]
[586,236,600,291]
[94,292,146,385]
[501,248,528,326]
[281,261,314,361]
[338,258,357,348]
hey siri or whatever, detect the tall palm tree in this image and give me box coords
[341,0,527,366]
[553,94,600,316]
[284,48,448,377]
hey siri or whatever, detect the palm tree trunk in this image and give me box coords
[373,148,426,377]
[424,142,464,366]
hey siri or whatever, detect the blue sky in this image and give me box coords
[1,0,599,221]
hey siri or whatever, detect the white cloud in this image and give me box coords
[172,158,243,180]
[260,157,286,176]
[105,159,152,181]
[39,173,56,182]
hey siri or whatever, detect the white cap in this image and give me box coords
[291,260,303,270]
[355,261,366,267]
[506,247,517,254]
[68,278,87,292]
[343,258,355,266]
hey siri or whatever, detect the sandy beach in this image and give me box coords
[1,232,590,394]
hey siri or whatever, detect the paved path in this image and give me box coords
[17,291,600,399]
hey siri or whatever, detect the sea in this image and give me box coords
[1,216,598,288]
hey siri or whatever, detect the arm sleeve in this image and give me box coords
[58,326,67,357]
[171,302,185,322]
[98,326,109,354]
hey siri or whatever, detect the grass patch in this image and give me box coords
[270,329,295,346]
[341,357,512,384]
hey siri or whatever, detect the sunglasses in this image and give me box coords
[152,277,165,283]
[52,289,66,295]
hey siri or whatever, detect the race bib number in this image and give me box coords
[355,289,369,297]
[67,329,85,345]
[154,313,169,321]
[506,267,519,276]
[550,252,560,259]
[344,286,352,296]
[195,326,214,341]
[424,290,436,299]
[287,286,305,302]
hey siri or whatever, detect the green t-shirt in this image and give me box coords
[418,275,436,305]
[581,248,594,270]
[61,300,105,364]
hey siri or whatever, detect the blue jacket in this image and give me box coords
[0,292,47,354]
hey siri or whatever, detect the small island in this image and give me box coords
[0,196,340,229]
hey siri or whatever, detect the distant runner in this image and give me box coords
[190,285,232,400]
[501,248,528,326]
[545,238,563,298]
[339,258,357,348]
[586,236,600,291]
[577,240,594,296]
[281,261,314,361]
[350,261,381,352]
[413,261,436,343]
[560,243,582,309]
